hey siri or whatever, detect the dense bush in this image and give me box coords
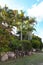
[32,40,40,49]
[20,40,32,51]
[9,40,32,52]
[31,35,43,50]
[9,39,22,51]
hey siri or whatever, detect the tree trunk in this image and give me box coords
[28,31,32,40]
[21,23,22,40]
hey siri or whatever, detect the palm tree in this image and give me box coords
[21,16,36,40]
[18,10,26,40]
[13,10,25,40]
[27,17,36,40]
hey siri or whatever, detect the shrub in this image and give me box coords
[9,39,22,51]
[32,35,43,50]
[20,40,32,51]
[32,40,41,49]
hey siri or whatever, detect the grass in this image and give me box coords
[0,53,43,65]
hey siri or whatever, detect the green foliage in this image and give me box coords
[31,35,42,50]
[20,40,32,51]
[0,5,42,53]
[32,40,40,49]
[9,39,22,51]
[0,46,10,52]
[9,39,32,52]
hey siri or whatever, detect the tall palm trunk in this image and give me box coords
[28,31,32,40]
[21,23,22,40]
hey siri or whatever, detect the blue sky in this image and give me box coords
[0,0,43,41]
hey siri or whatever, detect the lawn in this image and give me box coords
[0,53,43,65]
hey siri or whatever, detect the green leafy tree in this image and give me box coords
[31,35,42,50]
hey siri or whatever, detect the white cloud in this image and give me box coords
[27,1,43,22]
[0,0,24,10]
[27,2,43,42]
